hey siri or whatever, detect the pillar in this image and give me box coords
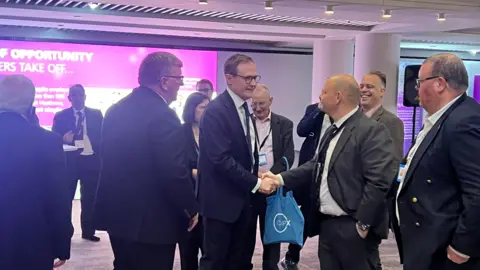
[311,39,354,103]
[354,33,401,114]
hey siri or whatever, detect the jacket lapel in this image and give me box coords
[270,112,281,164]
[327,110,361,172]
[400,94,466,193]
[371,106,384,121]
[221,91,251,159]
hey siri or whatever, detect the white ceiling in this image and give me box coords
[0,0,479,52]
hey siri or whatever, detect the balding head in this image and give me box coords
[252,84,273,120]
[0,75,36,116]
[319,74,360,119]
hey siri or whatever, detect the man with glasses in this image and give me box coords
[94,52,199,269]
[196,79,214,99]
[52,84,103,243]
[391,53,480,270]
[198,53,278,270]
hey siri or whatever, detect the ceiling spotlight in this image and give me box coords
[325,5,334,15]
[199,0,208,4]
[382,9,392,19]
[437,13,446,22]
[88,2,99,9]
[265,1,273,10]
[470,50,479,55]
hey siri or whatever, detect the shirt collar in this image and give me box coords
[426,95,462,126]
[227,87,248,110]
[254,110,271,123]
[363,104,382,118]
[334,106,359,127]
[73,107,85,114]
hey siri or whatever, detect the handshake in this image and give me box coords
[258,171,282,194]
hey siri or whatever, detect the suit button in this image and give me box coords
[415,222,420,227]
[412,197,418,203]
[427,179,432,184]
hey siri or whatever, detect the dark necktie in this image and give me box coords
[242,102,253,164]
[313,124,338,207]
[75,111,84,140]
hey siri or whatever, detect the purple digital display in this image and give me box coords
[474,75,480,103]
[0,40,218,128]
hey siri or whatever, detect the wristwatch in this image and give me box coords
[357,221,370,231]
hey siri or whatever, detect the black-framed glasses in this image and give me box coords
[416,76,441,88]
[234,74,261,84]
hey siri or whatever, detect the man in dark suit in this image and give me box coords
[243,84,295,270]
[282,102,332,270]
[94,52,199,269]
[52,84,103,242]
[360,71,405,162]
[263,74,397,270]
[0,74,73,270]
[391,53,480,270]
[198,54,278,270]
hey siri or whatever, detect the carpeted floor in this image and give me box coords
[65,200,402,269]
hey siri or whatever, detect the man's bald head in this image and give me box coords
[319,74,360,119]
[252,83,273,120]
[0,74,36,116]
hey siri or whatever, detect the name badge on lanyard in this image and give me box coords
[397,164,406,183]
[259,154,268,166]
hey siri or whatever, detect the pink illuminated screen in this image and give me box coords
[0,40,218,128]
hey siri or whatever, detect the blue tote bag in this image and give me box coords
[263,157,305,247]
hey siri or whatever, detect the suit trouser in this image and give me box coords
[66,152,99,237]
[200,206,251,270]
[318,215,381,270]
[109,234,176,270]
[243,198,281,270]
[285,204,310,264]
[179,217,204,270]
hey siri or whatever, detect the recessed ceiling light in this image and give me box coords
[88,3,99,9]
[199,0,208,5]
[470,50,479,55]
[325,5,334,15]
[382,9,392,19]
[437,13,446,22]
[265,1,273,10]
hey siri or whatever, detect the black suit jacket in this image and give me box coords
[0,112,73,269]
[390,95,480,270]
[198,90,259,223]
[182,123,200,191]
[297,103,327,166]
[94,86,198,245]
[52,106,103,155]
[282,110,397,239]
[270,112,295,174]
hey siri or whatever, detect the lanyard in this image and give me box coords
[257,126,272,151]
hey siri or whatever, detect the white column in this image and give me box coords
[354,33,401,114]
[311,39,354,103]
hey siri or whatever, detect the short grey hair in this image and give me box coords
[424,53,468,91]
[0,74,36,115]
[138,51,183,86]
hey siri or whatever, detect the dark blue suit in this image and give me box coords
[391,94,480,270]
[198,90,259,269]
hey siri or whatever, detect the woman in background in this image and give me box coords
[179,92,210,270]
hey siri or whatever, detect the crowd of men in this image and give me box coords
[0,51,479,270]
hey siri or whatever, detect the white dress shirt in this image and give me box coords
[364,104,382,118]
[396,95,462,222]
[255,111,274,173]
[316,113,333,153]
[318,107,359,216]
[226,89,261,193]
[73,108,94,156]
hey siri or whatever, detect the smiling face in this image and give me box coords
[360,73,385,110]
[225,61,259,101]
[252,85,273,120]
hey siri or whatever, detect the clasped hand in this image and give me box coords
[258,171,281,194]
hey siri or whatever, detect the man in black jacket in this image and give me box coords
[0,74,73,270]
[52,84,103,242]
[243,84,295,270]
[94,52,199,269]
[281,102,331,270]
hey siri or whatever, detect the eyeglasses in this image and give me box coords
[234,74,261,84]
[164,75,184,81]
[416,76,441,88]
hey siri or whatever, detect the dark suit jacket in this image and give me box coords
[52,106,103,156]
[297,103,327,166]
[371,106,405,162]
[94,86,198,245]
[270,112,295,174]
[281,110,397,239]
[390,95,480,270]
[182,123,199,190]
[28,106,40,126]
[198,90,259,223]
[0,112,73,269]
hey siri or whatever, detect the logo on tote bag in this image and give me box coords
[273,213,291,233]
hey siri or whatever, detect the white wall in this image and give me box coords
[216,51,313,151]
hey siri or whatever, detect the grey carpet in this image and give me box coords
[64,200,402,269]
